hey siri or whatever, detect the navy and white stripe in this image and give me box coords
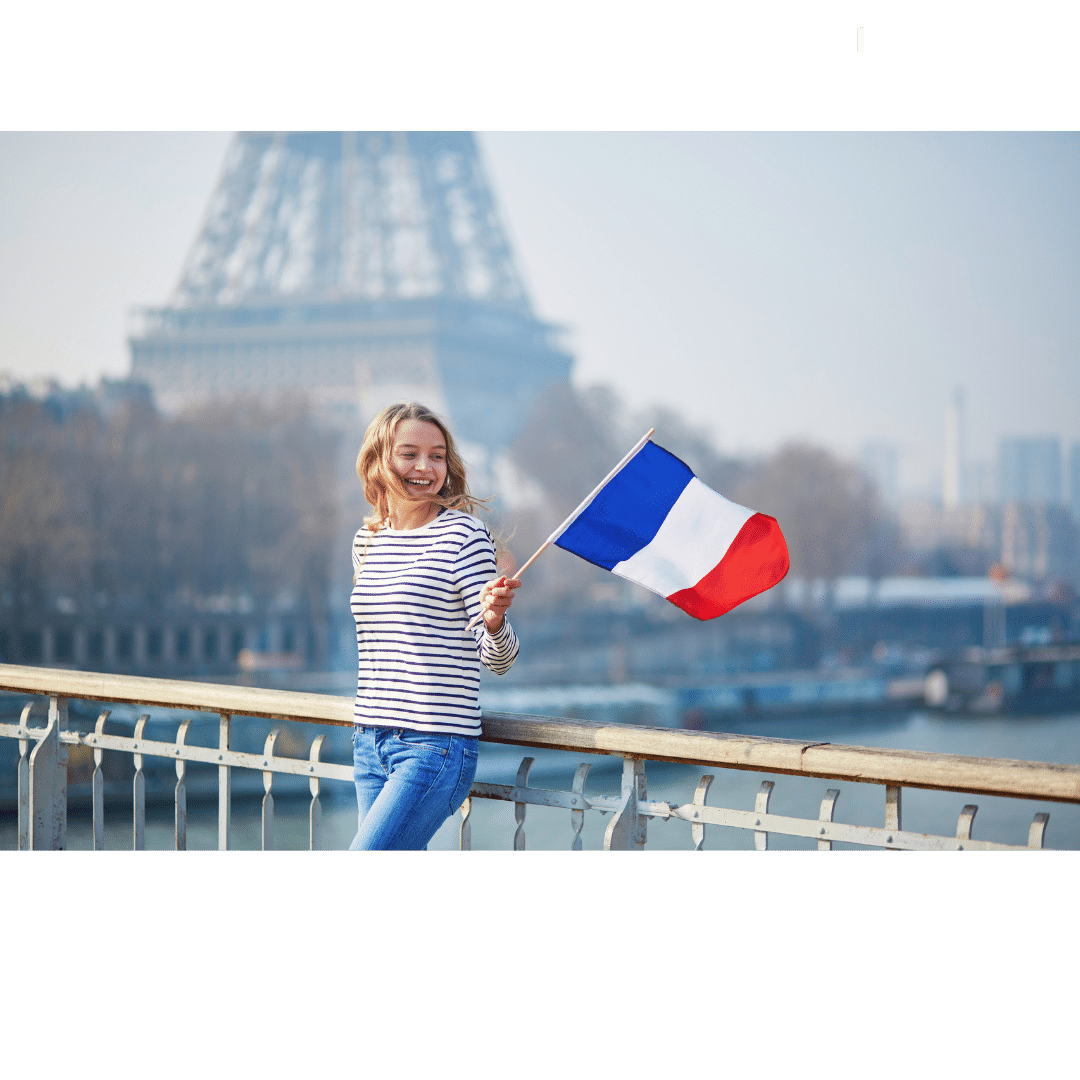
[350,508,518,736]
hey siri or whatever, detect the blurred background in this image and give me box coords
[2,131,1079,846]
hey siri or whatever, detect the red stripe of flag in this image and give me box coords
[667,513,789,621]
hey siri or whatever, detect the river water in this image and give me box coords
[9,699,1078,852]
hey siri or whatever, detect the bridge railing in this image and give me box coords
[2,663,1077,851]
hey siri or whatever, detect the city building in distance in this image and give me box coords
[998,436,1062,506]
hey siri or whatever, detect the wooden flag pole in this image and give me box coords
[464,428,655,633]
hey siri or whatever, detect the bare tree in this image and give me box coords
[0,386,341,622]
[733,443,899,590]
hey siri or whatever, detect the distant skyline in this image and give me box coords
[1,132,1078,498]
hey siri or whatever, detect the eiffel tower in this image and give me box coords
[129,132,572,450]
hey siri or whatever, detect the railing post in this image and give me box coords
[754,780,774,850]
[571,763,592,851]
[885,784,902,849]
[17,701,46,851]
[513,757,534,851]
[309,734,325,852]
[52,697,68,850]
[175,719,191,851]
[28,696,67,850]
[18,725,30,851]
[132,714,148,850]
[691,773,714,851]
[459,797,472,851]
[92,710,110,851]
[818,788,840,851]
[261,728,279,851]
[218,713,231,851]
[956,804,978,849]
[604,757,647,850]
[1028,812,1049,849]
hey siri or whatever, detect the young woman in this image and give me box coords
[348,402,520,850]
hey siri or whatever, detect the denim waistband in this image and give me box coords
[355,724,477,741]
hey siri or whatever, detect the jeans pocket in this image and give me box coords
[449,740,479,814]
[396,729,449,756]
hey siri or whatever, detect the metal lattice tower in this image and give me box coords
[130,132,571,450]
[174,132,530,311]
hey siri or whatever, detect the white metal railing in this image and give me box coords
[2,663,1077,851]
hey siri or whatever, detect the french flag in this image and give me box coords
[553,440,789,620]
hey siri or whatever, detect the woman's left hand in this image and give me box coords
[478,575,520,633]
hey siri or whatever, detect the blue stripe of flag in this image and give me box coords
[554,441,694,569]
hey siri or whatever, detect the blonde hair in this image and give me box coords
[355,402,489,535]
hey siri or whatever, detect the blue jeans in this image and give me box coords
[349,725,478,850]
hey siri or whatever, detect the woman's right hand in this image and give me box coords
[478,575,521,634]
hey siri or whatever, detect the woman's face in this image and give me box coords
[389,419,448,500]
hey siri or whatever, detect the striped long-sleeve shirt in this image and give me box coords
[350,508,519,736]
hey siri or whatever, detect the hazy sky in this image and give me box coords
[2,131,1077,495]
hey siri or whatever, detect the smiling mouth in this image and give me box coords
[407,479,433,488]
